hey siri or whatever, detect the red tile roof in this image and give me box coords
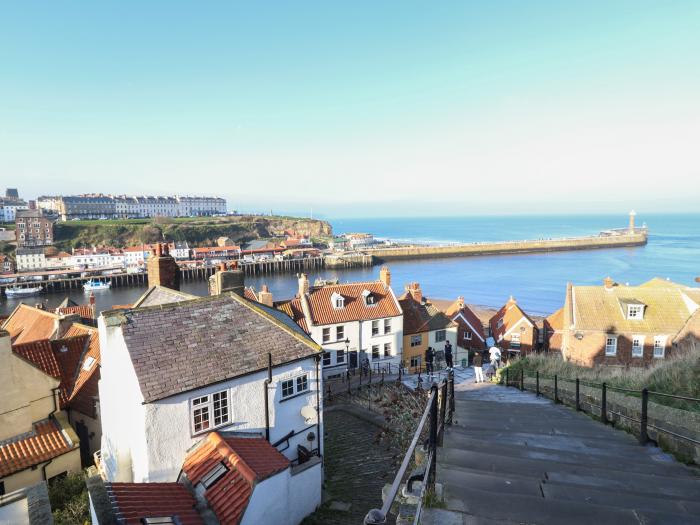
[2,304,58,344]
[276,298,309,333]
[56,304,95,323]
[107,483,204,525]
[0,419,74,477]
[182,432,289,525]
[443,298,486,342]
[399,293,456,334]
[544,307,564,332]
[64,324,101,417]
[304,281,401,326]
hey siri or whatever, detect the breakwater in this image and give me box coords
[365,231,648,262]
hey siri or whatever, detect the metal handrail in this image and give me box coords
[648,390,700,403]
[364,386,436,524]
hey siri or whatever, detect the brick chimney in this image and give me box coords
[379,266,391,287]
[209,262,245,296]
[258,284,273,307]
[406,282,422,303]
[604,276,615,290]
[298,273,309,297]
[89,292,96,305]
[507,295,517,306]
[147,242,181,290]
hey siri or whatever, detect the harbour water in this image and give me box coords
[2,213,698,318]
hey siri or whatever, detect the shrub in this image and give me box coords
[48,471,90,525]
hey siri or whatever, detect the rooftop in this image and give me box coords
[303,280,401,325]
[106,482,203,525]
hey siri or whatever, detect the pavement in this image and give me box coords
[422,369,700,525]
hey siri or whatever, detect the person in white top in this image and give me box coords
[489,346,501,369]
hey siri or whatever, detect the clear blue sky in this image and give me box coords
[1,1,699,217]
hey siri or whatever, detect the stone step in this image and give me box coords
[438,446,694,480]
[541,482,697,516]
[443,425,651,459]
[444,485,642,525]
[438,463,544,498]
[450,415,627,439]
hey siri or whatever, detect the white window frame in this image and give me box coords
[410,334,422,347]
[384,342,391,358]
[410,356,421,368]
[464,330,472,341]
[336,325,344,341]
[653,336,666,358]
[605,335,618,356]
[337,349,345,363]
[510,332,521,349]
[281,373,310,399]
[190,389,230,435]
[371,320,379,336]
[632,335,644,357]
[384,318,391,334]
[322,327,331,343]
[371,344,380,360]
[627,305,643,320]
[496,318,504,329]
[435,330,446,343]
[323,351,331,366]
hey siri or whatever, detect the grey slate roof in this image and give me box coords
[132,286,198,308]
[112,293,321,403]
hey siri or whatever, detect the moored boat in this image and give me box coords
[83,279,111,291]
[5,286,43,297]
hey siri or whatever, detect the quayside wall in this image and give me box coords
[366,232,648,262]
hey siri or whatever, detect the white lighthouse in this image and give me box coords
[628,210,636,233]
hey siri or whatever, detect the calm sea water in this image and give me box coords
[2,214,699,317]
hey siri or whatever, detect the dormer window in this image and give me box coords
[627,304,644,320]
[362,289,376,306]
[331,292,345,309]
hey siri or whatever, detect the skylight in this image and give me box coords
[201,461,228,489]
[82,356,96,370]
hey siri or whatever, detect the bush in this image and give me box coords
[48,471,90,525]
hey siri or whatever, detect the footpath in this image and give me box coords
[423,372,700,525]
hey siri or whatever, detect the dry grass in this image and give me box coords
[502,352,700,412]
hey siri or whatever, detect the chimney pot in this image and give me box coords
[604,276,614,290]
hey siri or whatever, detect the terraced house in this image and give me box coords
[489,296,538,356]
[96,264,324,523]
[277,267,403,378]
[559,277,700,366]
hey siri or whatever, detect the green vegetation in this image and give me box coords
[52,215,332,250]
[500,352,700,412]
[48,471,90,525]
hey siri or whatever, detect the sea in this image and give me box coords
[2,213,699,318]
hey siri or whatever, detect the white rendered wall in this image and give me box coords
[143,358,321,482]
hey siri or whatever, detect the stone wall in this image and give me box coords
[522,376,700,465]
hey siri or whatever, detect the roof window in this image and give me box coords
[141,518,178,525]
[626,304,645,320]
[362,290,376,306]
[201,461,228,489]
[331,292,345,309]
[82,356,96,370]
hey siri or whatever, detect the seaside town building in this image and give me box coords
[399,283,458,372]
[0,254,14,274]
[0,190,29,222]
[15,247,46,272]
[543,307,564,355]
[277,267,403,378]
[15,209,54,248]
[0,482,53,522]
[0,302,103,494]
[441,296,487,362]
[558,277,700,366]
[489,297,538,356]
[94,255,323,522]
[37,194,226,220]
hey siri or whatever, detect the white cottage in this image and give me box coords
[96,289,323,523]
[277,267,404,378]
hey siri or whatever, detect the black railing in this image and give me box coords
[364,372,455,525]
[502,370,700,447]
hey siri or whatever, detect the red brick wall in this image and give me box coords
[566,332,674,367]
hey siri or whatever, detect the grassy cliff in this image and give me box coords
[52,215,333,250]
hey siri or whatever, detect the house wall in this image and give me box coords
[143,358,321,482]
[403,331,428,372]
[68,410,103,460]
[565,330,674,367]
[97,318,148,483]
[499,321,538,356]
[0,333,59,440]
[0,448,81,494]
[428,326,459,365]
[312,314,403,374]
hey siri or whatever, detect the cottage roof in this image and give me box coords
[63,323,101,417]
[107,293,320,403]
[489,299,536,341]
[571,278,700,333]
[182,432,289,524]
[442,298,486,342]
[132,285,198,308]
[398,293,456,335]
[106,483,203,525]
[544,307,564,332]
[276,298,309,333]
[2,304,58,344]
[303,281,401,325]
[55,304,95,324]
[0,419,76,478]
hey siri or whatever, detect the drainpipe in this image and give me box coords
[264,353,272,442]
[41,386,61,481]
[315,353,322,457]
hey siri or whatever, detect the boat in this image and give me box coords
[83,279,111,291]
[5,286,43,297]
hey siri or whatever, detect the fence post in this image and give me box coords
[575,378,580,411]
[640,388,649,444]
[381,371,385,385]
[554,374,559,404]
[327,384,332,403]
[429,385,438,487]
[601,382,607,424]
[536,371,540,397]
[505,368,509,387]
[439,381,448,445]
[520,368,524,391]
[449,372,455,424]
[369,368,372,389]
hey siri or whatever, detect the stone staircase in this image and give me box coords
[423,384,700,525]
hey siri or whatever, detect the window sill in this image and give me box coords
[280,390,313,403]
[291,455,322,476]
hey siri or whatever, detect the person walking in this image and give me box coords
[425,346,435,376]
[444,340,454,370]
[473,351,484,383]
[489,346,501,370]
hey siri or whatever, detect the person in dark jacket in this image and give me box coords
[425,346,435,375]
[444,340,454,370]
[473,351,484,383]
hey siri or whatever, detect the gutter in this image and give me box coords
[41,386,61,481]
[264,353,272,441]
